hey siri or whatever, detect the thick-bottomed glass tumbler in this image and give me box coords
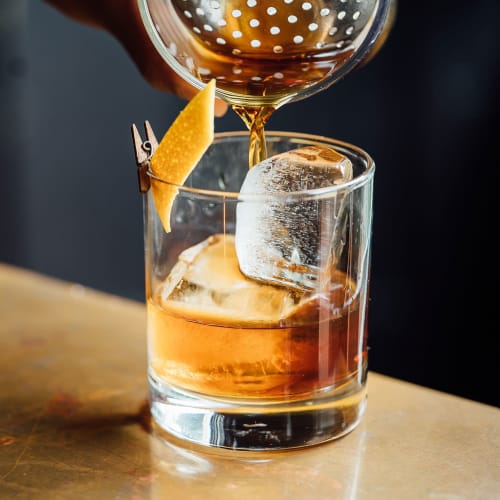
[144,131,374,450]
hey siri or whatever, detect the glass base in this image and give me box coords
[149,370,367,451]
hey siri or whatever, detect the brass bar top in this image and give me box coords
[0,263,498,499]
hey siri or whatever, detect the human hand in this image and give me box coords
[44,0,228,116]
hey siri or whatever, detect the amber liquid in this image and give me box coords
[205,43,354,165]
[232,105,274,166]
[157,0,358,165]
[149,298,366,399]
[152,0,395,165]
[167,0,358,105]
[201,43,353,165]
[148,237,367,400]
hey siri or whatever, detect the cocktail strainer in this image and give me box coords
[138,0,395,107]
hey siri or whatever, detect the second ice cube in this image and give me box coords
[235,145,353,291]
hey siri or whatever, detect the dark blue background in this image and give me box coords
[1,1,498,406]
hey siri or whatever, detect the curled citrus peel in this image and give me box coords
[150,79,216,232]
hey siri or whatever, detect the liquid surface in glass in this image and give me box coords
[148,235,367,399]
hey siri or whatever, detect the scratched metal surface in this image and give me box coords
[0,264,150,498]
[1,263,499,499]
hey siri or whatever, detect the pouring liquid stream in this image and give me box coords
[232,105,275,167]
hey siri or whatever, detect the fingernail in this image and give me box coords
[214,99,228,117]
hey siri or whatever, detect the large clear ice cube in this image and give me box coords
[160,234,308,325]
[235,146,353,291]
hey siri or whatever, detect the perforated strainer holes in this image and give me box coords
[169,0,377,85]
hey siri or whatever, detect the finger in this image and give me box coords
[214,98,228,117]
[139,54,228,117]
[112,2,228,118]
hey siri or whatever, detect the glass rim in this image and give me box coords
[146,130,375,201]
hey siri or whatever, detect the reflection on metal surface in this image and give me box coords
[149,421,366,499]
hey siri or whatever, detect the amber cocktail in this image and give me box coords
[144,131,374,450]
